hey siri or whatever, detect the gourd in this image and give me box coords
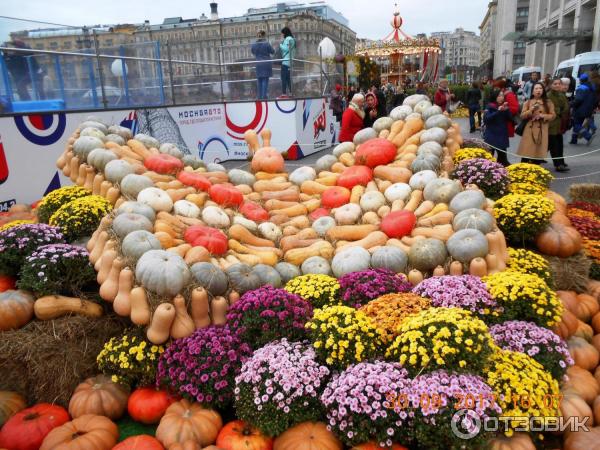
[112,268,134,316]
[380,210,417,238]
[353,127,377,145]
[147,302,176,344]
[207,162,226,172]
[414,100,432,114]
[80,121,108,133]
[331,246,371,277]
[182,155,205,170]
[39,414,119,450]
[112,213,153,239]
[159,143,183,159]
[202,206,230,228]
[425,114,452,130]
[226,264,262,294]
[144,154,183,175]
[290,166,317,185]
[419,127,448,145]
[34,295,104,320]
[403,94,429,108]
[121,230,162,260]
[360,191,386,212]
[535,223,582,258]
[322,186,351,209]
[170,295,195,339]
[116,201,156,222]
[135,250,191,296]
[121,174,154,199]
[104,159,135,184]
[313,216,336,236]
[417,141,444,158]
[411,154,441,173]
[355,138,397,167]
[251,148,285,173]
[275,262,302,283]
[87,148,117,171]
[423,178,461,203]
[446,229,489,263]
[422,105,443,120]
[373,117,394,133]
[107,125,132,140]
[409,170,437,190]
[0,290,35,331]
[334,203,362,225]
[449,190,486,213]
[301,256,332,275]
[138,187,174,212]
[228,169,256,186]
[453,208,494,234]
[0,391,26,427]
[408,238,448,271]
[568,336,600,371]
[252,264,282,287]
[113,435,164,450]
[372,165,411,184]
[285,241,334,266]
[209,184,243,207]
[190,287,210,329]
[229,224,274,248]
[315,155,338,173]
[174,200,201,218]
[337,165,374,189]
[73,136,104,161]
[333,142,355,157]
[371,246,408,273]
[68,375,129,420]
[258,222,282,242]
[384,183,412,202]
[390,105,413,120]
[273,421,342,450]
[233,215,258,232]
[134,133,159,149]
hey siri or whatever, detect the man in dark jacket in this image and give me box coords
[570,73,596,145]
[466,81,483,133]
[251,31,274,100]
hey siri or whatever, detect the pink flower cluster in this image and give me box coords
[339,268,412,308]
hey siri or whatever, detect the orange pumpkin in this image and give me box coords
[177,171,211,191]
[169,441,202,450]
[156,400,222,448]
[68,375,130,420]
[574,320,594,342]
[535,223,582,258]
[273,422,342,450]
[558,291,579,313]
[336,165,373,190]
[552,309,579,340]
[113,435,165,450]
[568,336,600,371]
[563,366,600,404]
[39,414,119,450]
[215,420,273,450]
[546,190,567,214]
[560,393,594,434]
[251,148,285,173]
[563,426,600,450]
[574,293,600,323]
[0,391,26,427]
[594,396,600,425]
[350,443,408,450]
[550,210,571,226]
[0,289,35,331]
[321,187,351,209]
[354,138,397,168]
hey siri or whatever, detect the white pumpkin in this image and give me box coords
[371,246,408,273]
[121,230,162,260]
[159,143,183,159]
[353,127,377,145]
[134,133,159,149]
[414,100,433,115]
[116,201,156,222]
[258,222,282,242]
[405,112,423,121]
[202,206,230,228]
[409,170,438,190]
[373,117,394,133]
[332,247,371,277]
[333,142,355,157]
[112,213,153,239]
[449,190,486,214]
[80,127,107,140]
[73,136,104,161]
[417,141,443,158]
[137,187,174,212]
[301,256,332,275]
[233,215,258,232]
[425,114,452,130]
[207,162,226,172]
[135,250,191,296]
[403,94,429,108]
[422,105,443,121]
[174,200,201,218]
[105,134,125,145]
[105,159,135,184]
[228,169,256,186]
[107,125,133,140]
[79,121,108,134]
[334,203,362,225]
[360,191,386,212]
[384,183,412,203]
[315,154,337,173]
[289,166,316,186]
[312,216,336,236]
[87,148,117,171]
[420,127,448,145]
[121,174,154,199]
[390,105,413,121]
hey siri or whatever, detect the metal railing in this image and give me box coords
[0,43,344,114]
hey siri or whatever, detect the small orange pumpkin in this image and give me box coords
[535,223,582,258]
[251,148,285,174]
[273,422,342,450]
[156,400,222,448]
[68,375,130,420]
[0,290,35,331]
[39,414,119,450]
[574,293,600,323]
[563,366,600,404]
[568,336,600,371]
[216,420,273,450]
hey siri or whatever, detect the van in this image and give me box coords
[511,66,542,85]
[554,51,600,87]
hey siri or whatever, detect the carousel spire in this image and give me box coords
[391,3,403,30]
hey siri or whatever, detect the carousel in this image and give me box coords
[355,6,441,86]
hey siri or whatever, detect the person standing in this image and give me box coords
[434,79,452,112]
[493,78,520,139]
[251,31,274,100]
[517,82,556,164]
[346,84,357,105]
[363,92,382,128]
[570,73,596,145]
[466,81,483,133]
[483,89,511,166]
[547,78,570,172]
[339,94,365,142]
[523,72,540,100]
[279,27,295,97]
[330,83,343,122]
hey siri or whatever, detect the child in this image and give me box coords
[483,89,512,166]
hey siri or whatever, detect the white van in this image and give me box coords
[511,66,542,85]
[554,51,600,87]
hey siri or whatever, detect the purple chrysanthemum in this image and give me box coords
[339,268,412,308]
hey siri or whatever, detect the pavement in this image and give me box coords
[222,116,600,199]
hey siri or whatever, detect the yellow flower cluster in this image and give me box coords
[582,238,600,263]
[37,185,91,223]
[359,293,431,344]
[385,307,494,376]
[49,195,112,241]
[506,248,552,285]
[483,271,563,327]
[97,332,164,386]
[508,182,547,196]
[452,148,496,165]
[493,194,554,242]
[285,274,340,308]
[485,349,560,436]
[0,219,35,232]
[568,208,597,220]
[507,163,553,189]
[306,305,384,369]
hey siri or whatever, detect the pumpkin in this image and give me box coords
[252,264,282,287]
[0,403,70,450]
[184,226,228,255]
[73,136,104,161]
[116,201,156,222]
[87,148,117,171]
[423,179,461,204]
[251,148,285,173]
[594,396,600,425]
[373,117,394,133]
[309,208,330,222]
[121,230,162,260]
[354,138,397,168]
[535,223,582,258]
[389,105,412,120]
[274,262,301,283]
[273,422,341,450]
[112,213,153,239]
[563,426,600,450]
[574,293,600,323]
[568,336,600,371]
[350,444,407,450]
[0,391,26,427]
[174,200,201,218]
[135,250,191,296]
[353,128,377,145]
[411,154,441,173]
[552,308,579,340]
[228,169,256,186]
[486,433,535,450]
[138,187,174,212]
[39,414,119,450]
[226,264,262,294]
[422,105,443,120]
[334,203,362,225]
[207,163,226,172]
[419,127,448,145]
[409,238,448,271]
[182,155,205,170]
[104,159,135,184]
[134,133,160,149]
[559,291,579,313]
[258,222,282,242]
[425,114,452,130]
[177,171,211,191]
[144,154,184,174]
[380,210,417,238]
[336,166,373,190]
[563,366,600,404]
[0,275,16,292]
[68,375,129,420]
[332,142,355,157]
[128,388,178,425]
[446,229,489,264]
[107,124,132,139]
[417,141,444,157]
[313,216,336,237]
[449,190,485,214]
[301,256,332,275]
[384,183,412,203]
[359,191,386,212]
[209,184,243,208]
[202,206,231,229]
[560,393,593,432]
[191,262,229,296]
[216,420,273,450]
[113,435,164,450]
[315,155,338,173]
[156,400,222,448]
[289,166,317,185]
[331,246,371,278]
[156,142,183,158]
[240,202,269,222]
[80,123,107,136]
[322,186,351,209]
[408,170,437,190]
[453,208,494,234]
[0,289,35,331]
[371,246,408,273]
[121,174,154,199]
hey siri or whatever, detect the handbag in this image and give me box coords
[515,118,528,136]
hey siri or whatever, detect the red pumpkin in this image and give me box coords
[337,165,373,190]
[251,148,285,174]
[354,138,397,168]
[240,201,269,222]
[0,403,69,450]
[0,275,16,293]
[321,187,351,209]
[381,210,417,238]
[113,435,165,450]
[127,388,178,425]
[184,225,228,255]
[351,443,408,450]
[209,184,243,207]
[309,208,330,221]
[177,171,211,191]
[144,154,184,175]
[216,420,274,450]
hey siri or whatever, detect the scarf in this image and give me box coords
[349,102,365,119]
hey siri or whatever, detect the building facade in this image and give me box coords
[489,0,530,78]
[430,28,480,82]
[479,1,498,79]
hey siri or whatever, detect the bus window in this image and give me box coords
[555,67,573,78]
[511,75,520,83]
[578,64,600,77]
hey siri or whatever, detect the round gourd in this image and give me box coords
[290,166,316,186]
[209,184,243,207]
[107,125,132,140]
[425,114,452,130]
[313,216,336,236]
[453,209,494,234]
[112,213,153,239]
[105,159,135,184]
[371,246,408,273]
[322,186,351,209]
[337,165,373,189]
[423,179,461,204]
[0,290,35,331]
[113,435,164,450]
[182,155,205,170]
[116,201,156,222]
[87,148,117,171]
[408,238,448,271]
[134,133,159,149]
[173,200,201,218]
[138,187,174,212]
[355,138,397,168]
[159,143,183,159]
[332,141,355,157]
[39,414,119,450]
[135,250,191,296]
[156,400,222,449]
[177,171,211,191]
[414,100,432,114]
[301,256,332,275]
[121,230,162,260]
[258,222,282,242]
[228,169,256,186]
[334,203,362,225]
[446,229,489,264]
[144,154,184,175]
[331,247,371,278]
[420,127,448,145]
[411,154,441,173]
[201,206,230,228]
[190,262,229,295]
[73,136,104,161]
[315,154,338,173]
[0,391,26,427]
[251,148,284,173]
[403,94,429,108]
[0,403,69,450]
[422,105,443,121]
[121,174,154,199]
[389,105,413,121]
[79,127,105,141]
[359,191,386,212]
[409,170,437,190]
[68,375,129,420]
[80,121,108,134]
[226,264,262,294]
[380,210,417,238]
[449,190,486,214]
[373,117,394,133]
[274,262,301,283]
[184,225,228,255]
[273,421,342,450]
[353,127,377,145]
[252,264,282,287]
[417,141,443,158]
[535,223,582,258]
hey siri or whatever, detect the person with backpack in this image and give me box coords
[483,88,511,166]
[279,27,295,97]
[251,31,274,100]
[570,73,596,145]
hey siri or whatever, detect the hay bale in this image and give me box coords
[546,252,592,293]
[569,184,600,205]
[0,313,128,407]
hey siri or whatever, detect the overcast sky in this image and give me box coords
[1,0,490,42]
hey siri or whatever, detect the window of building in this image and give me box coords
[515,23,527,31]
[517,8,529,17]
[513,54,525,65]
[49,41,58,50]
[63,41,72,49]
[514,41,526,48]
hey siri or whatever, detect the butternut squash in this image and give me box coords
[281,237,323,253]
[377,205,391,218]
[97,249,118,285]
[281,215,310,229]
[284,240,334,266]
[229,290,240,305]
[300,180,329,195]
[350,185,365,204]
[170,295,196,339]
[83,166,95,191]
[292,228,319,240]
[326,224,378,241]
[155,221,180,238]
[127,139,153,159]
[88,230,108,263]
[69,156,80,182]
[379,129,390,139]
[99,257,125,302]
[211,296,229,326]
[183,246,211,265]
[265,199,297,211]
[155,231,182,249]
[186,192,208,208]
[421,203,448,219]
[469,257,488,277]
[411,224,454,241]
[414,200,435,218]
[191,287,211,329]
[417,211,454,227]
[387,238,411,254]
[331,162,346,173]
[432,266,446,277]
[486,230,509,264]
[449,261,464,276]
[114,197,125,209]
[314,175,338,186]
[270,203,308,218]
[76,162,87,185]
[156,180,184,190]
[376,180,392,193]
[302,198,321,212]
[95,239,116,272]
[100,180,112,198]
[336,231,388,250]
[261,187,300,202]
[373,166,411,183]
[144,171,174,183]
[299,193,320,202]
[408,269,424,286]
[147,302,176,344]
[255,171,288,180]
[92,173,104,195]
[167,187,196,203]
[365,181,378,192]
[283,226,301,236]
[130,287,151,325]
[485,253,501,275]
[391,118,424,147]
[403,190,424,212]
[228,239,278,266]
[253,180,292,193]
[230,252,261,266]
[204,172,229,184]
[361,211,381,225]
[391,199,405,211]
[106,187,121,205]
[339,153,355,167]
[229,224,275,247]
[34,295,103,320]
[165,244,191,259]
[113,268,134,317]
[387,120,405,142]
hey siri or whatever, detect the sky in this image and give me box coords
[0,0,490,42]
